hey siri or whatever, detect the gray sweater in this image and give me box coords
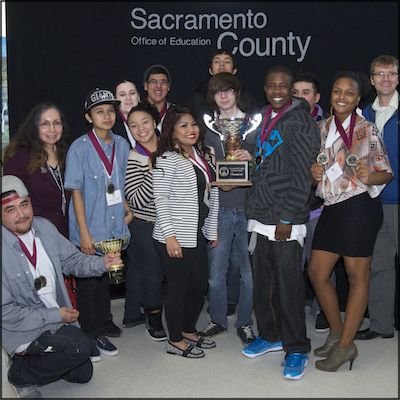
[204,116,258,209]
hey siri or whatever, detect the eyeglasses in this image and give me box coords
[371,72,399,78]
[38,120,63,130]
[147,79,169,86]
[215,88,235,96]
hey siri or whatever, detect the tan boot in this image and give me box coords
[315,343,358,372]
[314,330,341,357]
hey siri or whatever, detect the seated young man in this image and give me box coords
[1,175,121,398]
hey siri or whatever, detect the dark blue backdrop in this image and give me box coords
[6,2,398,139]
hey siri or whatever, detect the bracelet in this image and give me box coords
[279,219,291,224]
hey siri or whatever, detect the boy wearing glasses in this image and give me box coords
[356,55,399,341]
[143,64,175,130]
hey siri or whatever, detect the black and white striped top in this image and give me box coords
[152,150,219,248]
[124,150,156,222]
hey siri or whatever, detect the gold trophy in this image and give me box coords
[93,237,129,285]
[204,113,262,186]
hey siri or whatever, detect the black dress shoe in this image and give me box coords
[355,328,394,340]
[227,304,237,317]
[105,320,123,338]
[123,313,146,328]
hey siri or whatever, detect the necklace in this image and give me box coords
[17,230,47,291]
[47,163,67,215]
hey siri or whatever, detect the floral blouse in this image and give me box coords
[315,115,392,206]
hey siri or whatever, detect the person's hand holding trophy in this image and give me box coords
[204,113,262,187]
[93,236,129,284]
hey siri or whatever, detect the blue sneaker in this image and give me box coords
[96,336,119,357]
[242,337,283,358]
[90,345,102,363]
[282,353,308,380]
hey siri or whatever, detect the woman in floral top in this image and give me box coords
[307,71,393,372]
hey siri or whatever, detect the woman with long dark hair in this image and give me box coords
[152,106,219,358]
[3,102,77,307]
[3,102,70,236]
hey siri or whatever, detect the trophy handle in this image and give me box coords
[242,113,262,140]
[203,114,224,141]
[120,236,129,251]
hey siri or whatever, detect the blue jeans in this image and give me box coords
[227,241,240,305]
[207,207,253,329]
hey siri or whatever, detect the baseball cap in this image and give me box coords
[84,88,121,113]
[1,175,29,204]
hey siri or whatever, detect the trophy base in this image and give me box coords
[108,266,125,285]
[211,181,252,187]
[214,160,252,187]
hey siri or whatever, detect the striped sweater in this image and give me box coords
[245,98,321,225]
[124,150,156,222]
[152,151,219,248]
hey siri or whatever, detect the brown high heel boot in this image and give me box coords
[314,330,341,357]
[315,343,358,372]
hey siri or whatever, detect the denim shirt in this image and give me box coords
[64,131,131,246]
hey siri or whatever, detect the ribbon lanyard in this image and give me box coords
[159,102,168,119]
[334,112,356,149]
[135,143,153,157]
[118,110,137,148]
[118,110,128,124]
[88,130,116,177]
[311,107,318,119]
[47,163,67,216]
[259,100,292,145]
[17,234,37,269]
[189,150,212,183]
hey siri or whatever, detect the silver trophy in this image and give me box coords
[93,236,129,285]
[204,113,262,186]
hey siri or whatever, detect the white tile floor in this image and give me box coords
[2,299,398,398]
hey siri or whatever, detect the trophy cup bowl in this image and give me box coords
[93,237,129,285]
[204,113,262,187]
[216,118,244,161]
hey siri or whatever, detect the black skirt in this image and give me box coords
[312,192,383,257]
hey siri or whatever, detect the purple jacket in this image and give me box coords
[3,147,71,237]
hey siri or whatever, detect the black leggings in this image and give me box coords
[154,235,209,342]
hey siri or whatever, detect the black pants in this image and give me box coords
[125,218,164,316]
[8,325,94,387]
[154,235,208,342]
[253,235,311,354]
[76,271,110,339]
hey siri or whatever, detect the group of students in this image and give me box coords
[1,51,398,397]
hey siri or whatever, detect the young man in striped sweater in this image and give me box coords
[244,66,320,380]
